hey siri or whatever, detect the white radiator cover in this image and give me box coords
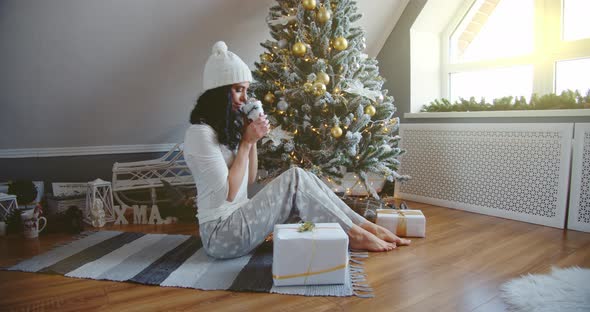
[395,123,573,228]
[568,123,590,232]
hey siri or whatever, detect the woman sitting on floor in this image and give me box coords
[184,41,410,259]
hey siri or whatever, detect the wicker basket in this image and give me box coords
[340,196,393,223]
[47,196,86,214]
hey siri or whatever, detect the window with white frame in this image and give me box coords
[442,0,590,104]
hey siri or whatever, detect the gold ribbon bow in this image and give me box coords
[378,210,422,237]
[298,221,315,232]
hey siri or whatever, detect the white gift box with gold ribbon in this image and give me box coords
[272,223,349,286]
[376,209,426,237]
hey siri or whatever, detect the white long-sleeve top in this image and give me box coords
[184,124,249,224]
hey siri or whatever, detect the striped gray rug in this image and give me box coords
[5,231,372,297]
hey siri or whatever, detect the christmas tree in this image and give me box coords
[251,0,407,198]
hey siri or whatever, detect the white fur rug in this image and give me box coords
[500,266,590,312]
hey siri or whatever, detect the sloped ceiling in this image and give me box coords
[0,0,407,152]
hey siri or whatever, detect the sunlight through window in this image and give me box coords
[450,0,534,63]
[555,58,590,94]
[450,65,533,102]
[563,0,590,41]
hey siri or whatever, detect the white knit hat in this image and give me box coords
[202,41,253,92]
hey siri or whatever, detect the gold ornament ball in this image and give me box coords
[333,37,348,51]
[302,0,316,10]
[315,72,330,85]
[292,42,307,57]
[264,92,276,104]
[303,82,313,92]
[312,81,327,96]
[331,125,343,138]
[317,6,331,23]
[365,104,376,117]
[260,53,272,62]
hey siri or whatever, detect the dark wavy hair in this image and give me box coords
[190,85,243,150]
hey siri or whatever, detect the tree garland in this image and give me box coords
[421,89,590,112]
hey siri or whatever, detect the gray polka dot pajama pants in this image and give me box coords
[199,167,367,259]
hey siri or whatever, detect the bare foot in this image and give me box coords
[360,222,411,246]
[348,225,396,252]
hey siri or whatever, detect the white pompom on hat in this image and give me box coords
[202,41,253,92]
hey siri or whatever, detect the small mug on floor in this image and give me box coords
[21,210,47,239]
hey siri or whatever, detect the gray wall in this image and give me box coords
[0,0,272,188]
[0,0,273,150]
[377,0,427,124]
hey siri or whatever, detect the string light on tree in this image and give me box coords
[261,53,272,62]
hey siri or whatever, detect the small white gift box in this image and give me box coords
[272,223,349,286]
[376,209,426,238]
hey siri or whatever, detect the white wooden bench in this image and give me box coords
[112,144,195,207]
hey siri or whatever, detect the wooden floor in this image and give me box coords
[1,201,589,312]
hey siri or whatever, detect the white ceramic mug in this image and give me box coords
[21,210,47,239]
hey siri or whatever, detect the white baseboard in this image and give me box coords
[0,144,178,158]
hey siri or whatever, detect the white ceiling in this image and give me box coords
[357,0,408,56]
